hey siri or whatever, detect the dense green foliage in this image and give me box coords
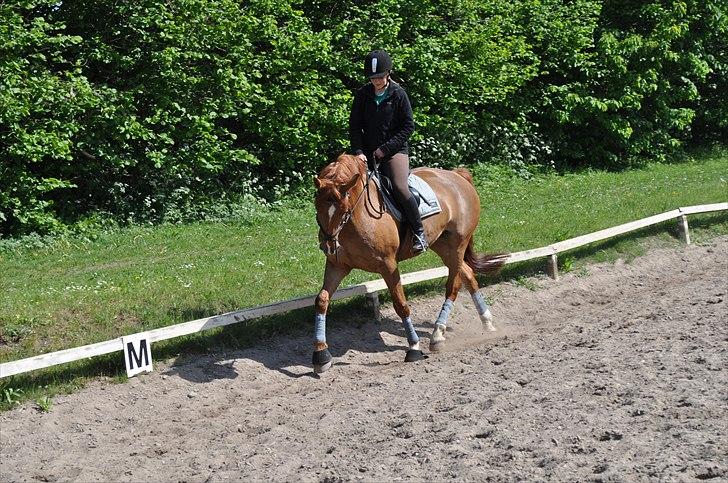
[1,0,726,236]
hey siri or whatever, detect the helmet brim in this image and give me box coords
[368,72,389,79]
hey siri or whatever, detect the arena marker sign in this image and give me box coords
[122,333,153,377]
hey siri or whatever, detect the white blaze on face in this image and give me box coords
[371,57,377,74]
[327,203,336,219]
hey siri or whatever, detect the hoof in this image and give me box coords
[312,348,332,374]
[429,340,444,352]
[404,349,425,362]
[480,312,496,332]
[430,324,446,352]
[313,360,332,374]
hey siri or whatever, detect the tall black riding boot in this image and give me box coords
[402,194,428,253]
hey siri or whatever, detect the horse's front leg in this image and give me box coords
[382,263,424,362]
[313,260,351,373]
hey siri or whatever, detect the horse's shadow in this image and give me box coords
[162,299,432,384]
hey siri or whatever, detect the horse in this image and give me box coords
[312,154,507,373]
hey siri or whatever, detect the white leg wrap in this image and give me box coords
[480,310,496,332]
[472,292,496,331]
[431,324,446,343]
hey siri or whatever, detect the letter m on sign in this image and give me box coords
[122,333,153,377]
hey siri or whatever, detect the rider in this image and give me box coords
[349,50,428,253]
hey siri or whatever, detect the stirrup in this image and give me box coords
[413,232,428,253]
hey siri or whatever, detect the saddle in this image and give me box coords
[370,169,442,222]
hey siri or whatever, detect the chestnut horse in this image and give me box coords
[312,154,507,373]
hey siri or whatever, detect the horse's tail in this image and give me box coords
[464,237,509,275]
[454,167,509,274]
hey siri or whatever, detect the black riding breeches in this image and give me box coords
[379,153,411,206]
[380,153,422,227]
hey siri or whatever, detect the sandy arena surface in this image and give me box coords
[1,236,726,482]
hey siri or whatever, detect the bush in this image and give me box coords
[1,2,101,235]
[1,0,724,238]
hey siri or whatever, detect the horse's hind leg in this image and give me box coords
[313,260,351,373]
[459,262,496,332]
[381,263,424,362]
[429,243,464,352]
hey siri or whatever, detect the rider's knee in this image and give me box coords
[393,183,411,204]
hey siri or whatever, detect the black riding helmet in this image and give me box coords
[364,50,392,78]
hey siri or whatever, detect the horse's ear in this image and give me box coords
[341,173,360,194]
[314,176,323,189]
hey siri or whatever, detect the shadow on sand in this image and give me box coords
[162,296,434,384]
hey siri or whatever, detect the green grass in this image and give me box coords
[1,148,726,408]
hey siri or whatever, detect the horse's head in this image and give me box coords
[313,154,365,256]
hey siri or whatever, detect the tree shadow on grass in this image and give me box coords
[478,215,728,286]
[686,211,728,235]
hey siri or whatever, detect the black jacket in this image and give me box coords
[349,80,415,159]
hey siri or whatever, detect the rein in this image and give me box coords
[366,160,386,219]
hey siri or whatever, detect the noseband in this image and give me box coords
[317,176,368,259]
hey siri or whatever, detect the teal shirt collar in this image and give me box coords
[374,85,391,105]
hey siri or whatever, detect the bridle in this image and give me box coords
[316,174,369,260]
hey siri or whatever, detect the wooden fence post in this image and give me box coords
[366,292,381,322]
[547,254,559,280]
[677,214,691,245]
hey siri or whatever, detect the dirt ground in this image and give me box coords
[1,236,726,482]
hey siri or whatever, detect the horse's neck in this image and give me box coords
[350,177,385,229]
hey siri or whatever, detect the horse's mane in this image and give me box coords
[318,154,365,187]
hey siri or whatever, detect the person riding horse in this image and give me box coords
[349,50,428,253]
[311,50,507,373]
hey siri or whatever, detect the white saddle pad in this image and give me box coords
[376,173,442,222]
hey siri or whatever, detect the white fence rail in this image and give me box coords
[1,202,725,379]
